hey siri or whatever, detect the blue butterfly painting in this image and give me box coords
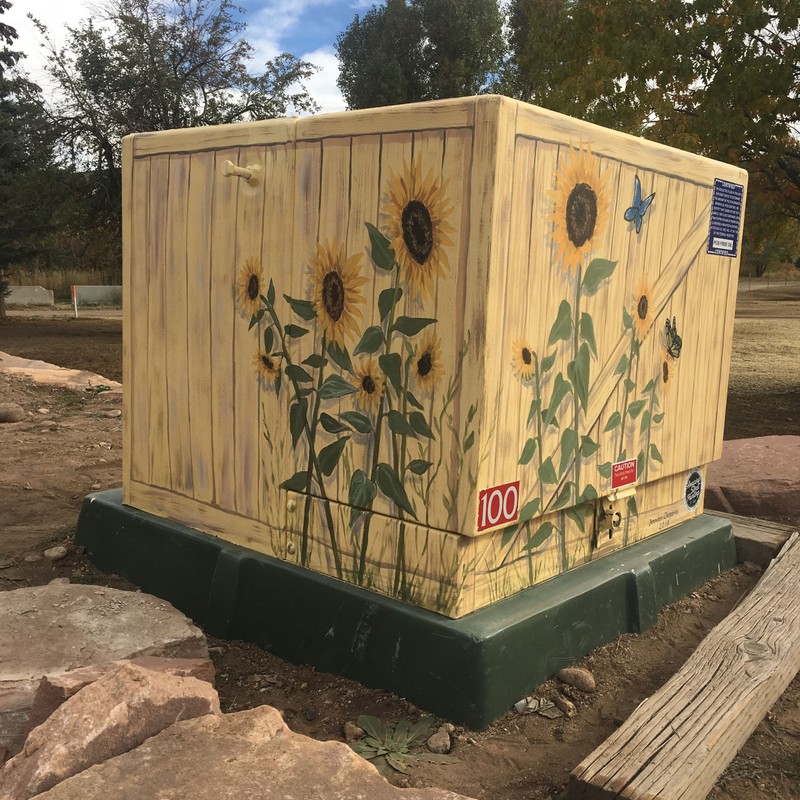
[624,175,655,234]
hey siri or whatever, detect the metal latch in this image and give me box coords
[594,486,636,547]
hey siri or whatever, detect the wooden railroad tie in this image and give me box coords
[566,531,800,800]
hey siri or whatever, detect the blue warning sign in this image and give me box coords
[707,178,744,257]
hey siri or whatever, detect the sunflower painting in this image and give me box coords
[413,331,443,392]
[309,241,368,348]
[253,350,280,386]
[511,339,537,382]
[632,274,654,339]
[660,356,674,391]
[381,161,455,300]
[548,145,609,276]
[237,258,264,317]
[353,359,384,412]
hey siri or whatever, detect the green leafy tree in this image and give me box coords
[505,0,800,229]
[0,0,63,314]
[33,0,319,256]
[336,0,505,109]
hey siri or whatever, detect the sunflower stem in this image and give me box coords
[565,266,583,572]
[357,264,402,585]
[392,353,413,598]
[617,331,638,462]
[299,339,328,568]
[265,299,342,579]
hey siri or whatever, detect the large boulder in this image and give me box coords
[0,584,208,758]
[706,436,800,520]
[30,706,473,800]
[0,662,220,800]
[26,657,215,733]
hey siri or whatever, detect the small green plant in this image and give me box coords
[348,715,457,773]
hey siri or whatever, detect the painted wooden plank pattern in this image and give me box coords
[164,154,193,495]
[369,132,413,520]
[146,155,171,488]
[296,97,475,140]
[124,98,747,617]
[515,100,746,188]
[567,533,800,800]
[655,178,690,480]
[670,186,703,474]
[125,143,150,489]
[259,143,294,532]
[340,134,381,545]
[473,96,518,515]
[232,146,267,521]
[503,136,537,512]
[315,136,352,513]
[186,152,215,504]
[538,197,712,516]
[209,147,240,510]
[133,117,295,157]
[121,136,133,494]
[438,127,477,534]
[128,480,285,554]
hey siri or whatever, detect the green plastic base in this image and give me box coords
[75,490,736,729]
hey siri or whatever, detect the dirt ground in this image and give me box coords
[0,286,799,799]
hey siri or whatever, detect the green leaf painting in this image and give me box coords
[375,463,417,519]
[319,374,357,399]
[547,300,573,346]
[283,295,317,320]
[378,353,402,395]
[353,325,385,356]
[581,258,617,294]
[392,316,436,337]
[523,522,555,551]
[340,411,373,434]
[365,222,395,270]
[519,438,537,465]
[378,287,403,321]
[318,437,350,476]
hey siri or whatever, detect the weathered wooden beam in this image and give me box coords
[566,532,800,800]
[706,510,796,568]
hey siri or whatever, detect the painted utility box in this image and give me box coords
[122,96,746,618]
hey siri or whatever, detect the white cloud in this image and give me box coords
[301,46,346,115]
[7,0,347,115]
[247,0,338,66]
[5,0,90,88]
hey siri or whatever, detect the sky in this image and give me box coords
[4,0,377,114]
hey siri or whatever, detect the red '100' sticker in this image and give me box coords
[477,481,520,531]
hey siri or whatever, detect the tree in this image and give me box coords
[33,0,319,255]
[0,0,58,315]
[336,0,505,109]
[505,0,800,227]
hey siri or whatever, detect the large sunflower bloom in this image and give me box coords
[631,273,654,339]
[309,241,368,348]
[548,145,609,276]
[381,161,455,301]
[511,339,537,382]
[253,350,280,387]
[352,359,384,413]
[237,258,264,317]
[413,331,443,392]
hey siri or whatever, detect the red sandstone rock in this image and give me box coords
[26,658,215,733]
[0,662,220,800]
[706,436,800,520]
[0,584,208,759]
[30,706,473,800]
